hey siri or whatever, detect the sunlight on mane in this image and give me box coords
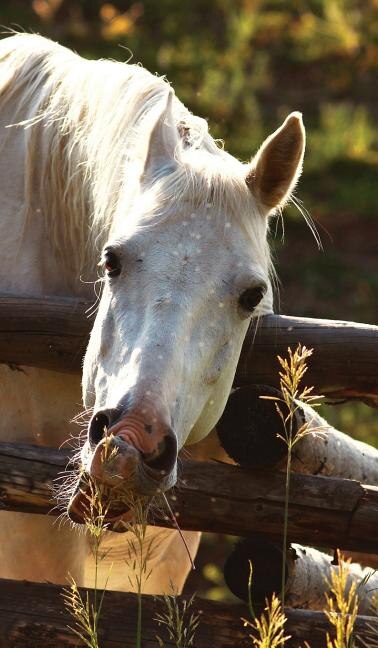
[0,32,272,284]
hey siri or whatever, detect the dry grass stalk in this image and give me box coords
[243,594,290,648]
[63,433,199,647]
[116,494,154,647]
[261,344,324,606]
[325,550,359,648]
[62,577,104,648]
[155,593,200,647]
[265,345,324,450]
[62,476,111,648]
[63,435,154,647]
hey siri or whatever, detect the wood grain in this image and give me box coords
[0,443,377,553]
[0,578,376,648]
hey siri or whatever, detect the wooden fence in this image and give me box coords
[1,443,377,553]
[2,579,377,648]
[0,294,377,646]
[1,442,378,646]
[0,294,377,404]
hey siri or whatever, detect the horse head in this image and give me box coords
[68,93,305,523]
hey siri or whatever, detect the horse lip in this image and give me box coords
[67,462,175,526]
[136,461,177,495]
[68,433,176,525]
[67,469,136,525]
[68,495,134,526]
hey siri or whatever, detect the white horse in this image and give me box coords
[0,33,305,593]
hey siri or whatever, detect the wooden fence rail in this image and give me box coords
[0,294,377,405]
[1,442,377,554]
[1,578,376,648]
[1,297,377,646]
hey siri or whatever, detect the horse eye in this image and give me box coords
[239,286,266,312]
[104,250,121,277]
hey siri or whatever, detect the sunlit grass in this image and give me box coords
[155,593,200,647]
[62,440,199,647]
[62,478,110,648]
[118,494,153,648]
[260,344,324,606]
[325,551,359,648]
[243,348,368,648]
[243,594,289,648]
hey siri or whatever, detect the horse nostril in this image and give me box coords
[89,411,110,446]
[143,434,177,475]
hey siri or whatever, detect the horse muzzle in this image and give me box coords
[67,408,178,526]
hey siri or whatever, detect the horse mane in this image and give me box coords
[0,33,272,283]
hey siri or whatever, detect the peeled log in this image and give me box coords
[224,538,378,615]
[293,402,378,483]
[285,544,378,615]
[0,294,377,405]
[217,385,378,483]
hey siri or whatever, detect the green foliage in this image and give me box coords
[1,1,375,164]
[319,402,378,449]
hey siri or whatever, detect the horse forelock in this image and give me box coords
[137,151,273,277]
[0,33,272,284]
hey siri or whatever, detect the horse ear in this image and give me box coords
[246,112,305,213]
[142,90,178,180]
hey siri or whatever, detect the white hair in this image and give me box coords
[0,33,272,279]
